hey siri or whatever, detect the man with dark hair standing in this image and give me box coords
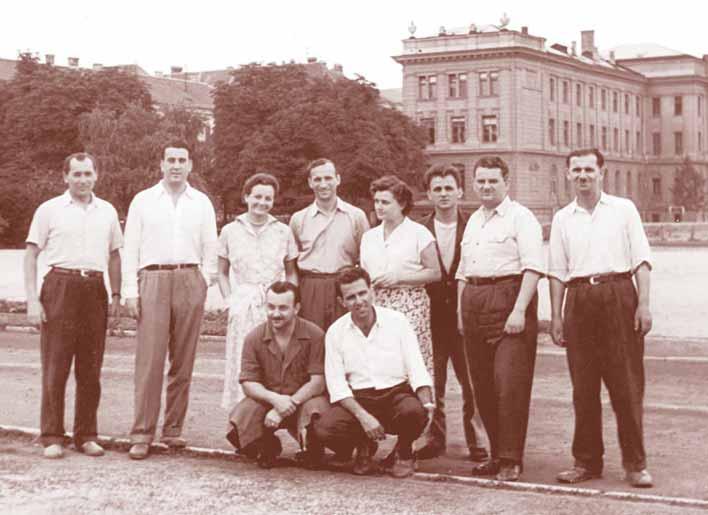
[289,158,369,330]
[123,141,217,460]
[416,164,488,462]
[457,156,544,482]
[550,148,653,488]
[226,281,329,468]
[25,152,123,459]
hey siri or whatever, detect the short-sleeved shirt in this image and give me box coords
[456,196,544,280]
[360,217,435,283]
[289,198,370,273]
[26,191,123,272]
[548,193,652,282]
[239,317,325,395]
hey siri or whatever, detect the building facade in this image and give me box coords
[393,26,708,222]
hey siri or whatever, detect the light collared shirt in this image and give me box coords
[122,182,217,298]
[456,196,544,280]
[548,192,651,282]
[360,217,435,284]
[324,306,432,404]
[26,191,123,272]
[289,198,369,273]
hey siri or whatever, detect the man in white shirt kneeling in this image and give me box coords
[309,267,434,478]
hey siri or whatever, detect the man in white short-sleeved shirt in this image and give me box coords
[549,148,653,488]
[24,152,123,460]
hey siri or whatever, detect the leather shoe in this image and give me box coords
[160,436,187,448]
[556,466,601,484]
[469,447,489,462]
[43,444,64,459]
[472,459,500,476]
[129,443,150,460]
[389,456,416,478]
[626,469,653,488]
[352,440,378,476]
[415,443,444,460]
[80,441,105,457]
[496,463,521,482]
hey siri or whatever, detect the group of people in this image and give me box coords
[24,142,654,487]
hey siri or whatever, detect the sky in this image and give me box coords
[3,0,708,90]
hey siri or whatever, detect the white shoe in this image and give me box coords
[81,441,105,457]
[43,444,64,459]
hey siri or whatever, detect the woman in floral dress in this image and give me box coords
[216,173,298,411]
[359,175,441,373]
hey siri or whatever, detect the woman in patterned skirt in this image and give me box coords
[360,175,441,373]
[216,173,298,412]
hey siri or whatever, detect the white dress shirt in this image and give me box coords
[26,191,123,272]
[324,306,433,404]
[548,193,652,282]
[122,182,217,298]
[456,196,544,280]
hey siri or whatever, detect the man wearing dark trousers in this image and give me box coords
[416,164,488,462]
[310,267,433,478]
[456,156,544,482]
[24,152,123,459]
[550,148,653,488]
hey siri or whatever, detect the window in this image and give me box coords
[652,132,661,155]
[448,73,467,98]
[482,115,498,143]
[601,126,608,150]
[549,118,556,145]
[601,89,607,110]
[652,177,662,196]
[562,81,569,103]
[700,132,703,152]
[615,170,621,195]
[588,87,594,107]
[421,117,435,144]
[625,94,630,114]
[549,77,555,101]
[589,124,595,146]
[612,91,618,113]
[674,96,683,116]
[418,75,437,100]
[563,121,570,146]
[480,71,499,96]
[451,116,466,143]
[576,84,582,106]
[636,131,642,153]
[674,131,683,155]
[613,128,619,151]
[625,130,630,153]
[636,96,641,116]
[576,122,582,146]
[652,97,661,117]
[626,171,633,197]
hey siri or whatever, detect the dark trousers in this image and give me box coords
[564,277,646,473]
[313,383,427,459]
[461,280,537,464]
[428,297,485,452]
[39,270,108,447]
[299,273,345,331]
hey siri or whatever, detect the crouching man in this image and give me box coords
[310,267,434,478]
[226,281,329,468]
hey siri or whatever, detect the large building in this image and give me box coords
[393,24,708,222]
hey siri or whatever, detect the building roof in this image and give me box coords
[0,58,17,81]
[379,87,402,108]
[611,43,684,60]
[141,75,213,111]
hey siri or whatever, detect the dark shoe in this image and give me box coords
[496,463,521,482]
[160,436,187,448]
[416,443,444,460]
[257,434,282,469]
[556,466,602,484]
[626,469,653,488]
[472,459,500,476]
[468,447,489,462]
[352,440,378,476]
[389,456,416,478]
[300,428,325,470]
[129,443,150,460]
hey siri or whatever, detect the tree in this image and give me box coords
[671,157,706,221]
[212,64,428,218]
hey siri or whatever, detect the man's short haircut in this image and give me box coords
[63,152,98,175]
[242,172,280,198]
[306,158,336,175]
[472,156,509,180]
[369,175,414,216]
[163,139,192,159]
[424,164,462,190]
[335,266,371,298]
[267,281,300,305]
[566,148,605,168]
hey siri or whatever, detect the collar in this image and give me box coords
[346,306,380,332]
[235,213,278,227]
[61,190,96,207]
[262,317,311,344]
[307,197,350,218]
[154,181,195,199]
[474,196,512,220]
[570,192,611,213]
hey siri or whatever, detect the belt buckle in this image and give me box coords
[79,269,89,278]
[589,275,600,285]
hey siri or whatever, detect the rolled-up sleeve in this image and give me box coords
[26,203,49,249]
[625,201,652,271]
[515,208,545,276]
[548,212,568,282]
[239,331,263,384]
[109,207,124,252]
[324,327,353,404]
[398,314,432,392]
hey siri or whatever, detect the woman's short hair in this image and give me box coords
[369,175,414,215]
[242,173,280,198]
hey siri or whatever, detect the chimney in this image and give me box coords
[521,26,528,35]
[67,56,79,67]
[307,56,317,63]
[170,65,183,74]
[571,41,577,56]
[45,54,55,65]
[581,30,594,58]
[92,63,103,71]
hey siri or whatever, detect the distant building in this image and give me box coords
[393,25,708,222]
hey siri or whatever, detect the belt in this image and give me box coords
[142,264,199,271]
[299,270,338,278]
[465,274,521,286]
[566,271,632,287]
[50,267,103,278]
